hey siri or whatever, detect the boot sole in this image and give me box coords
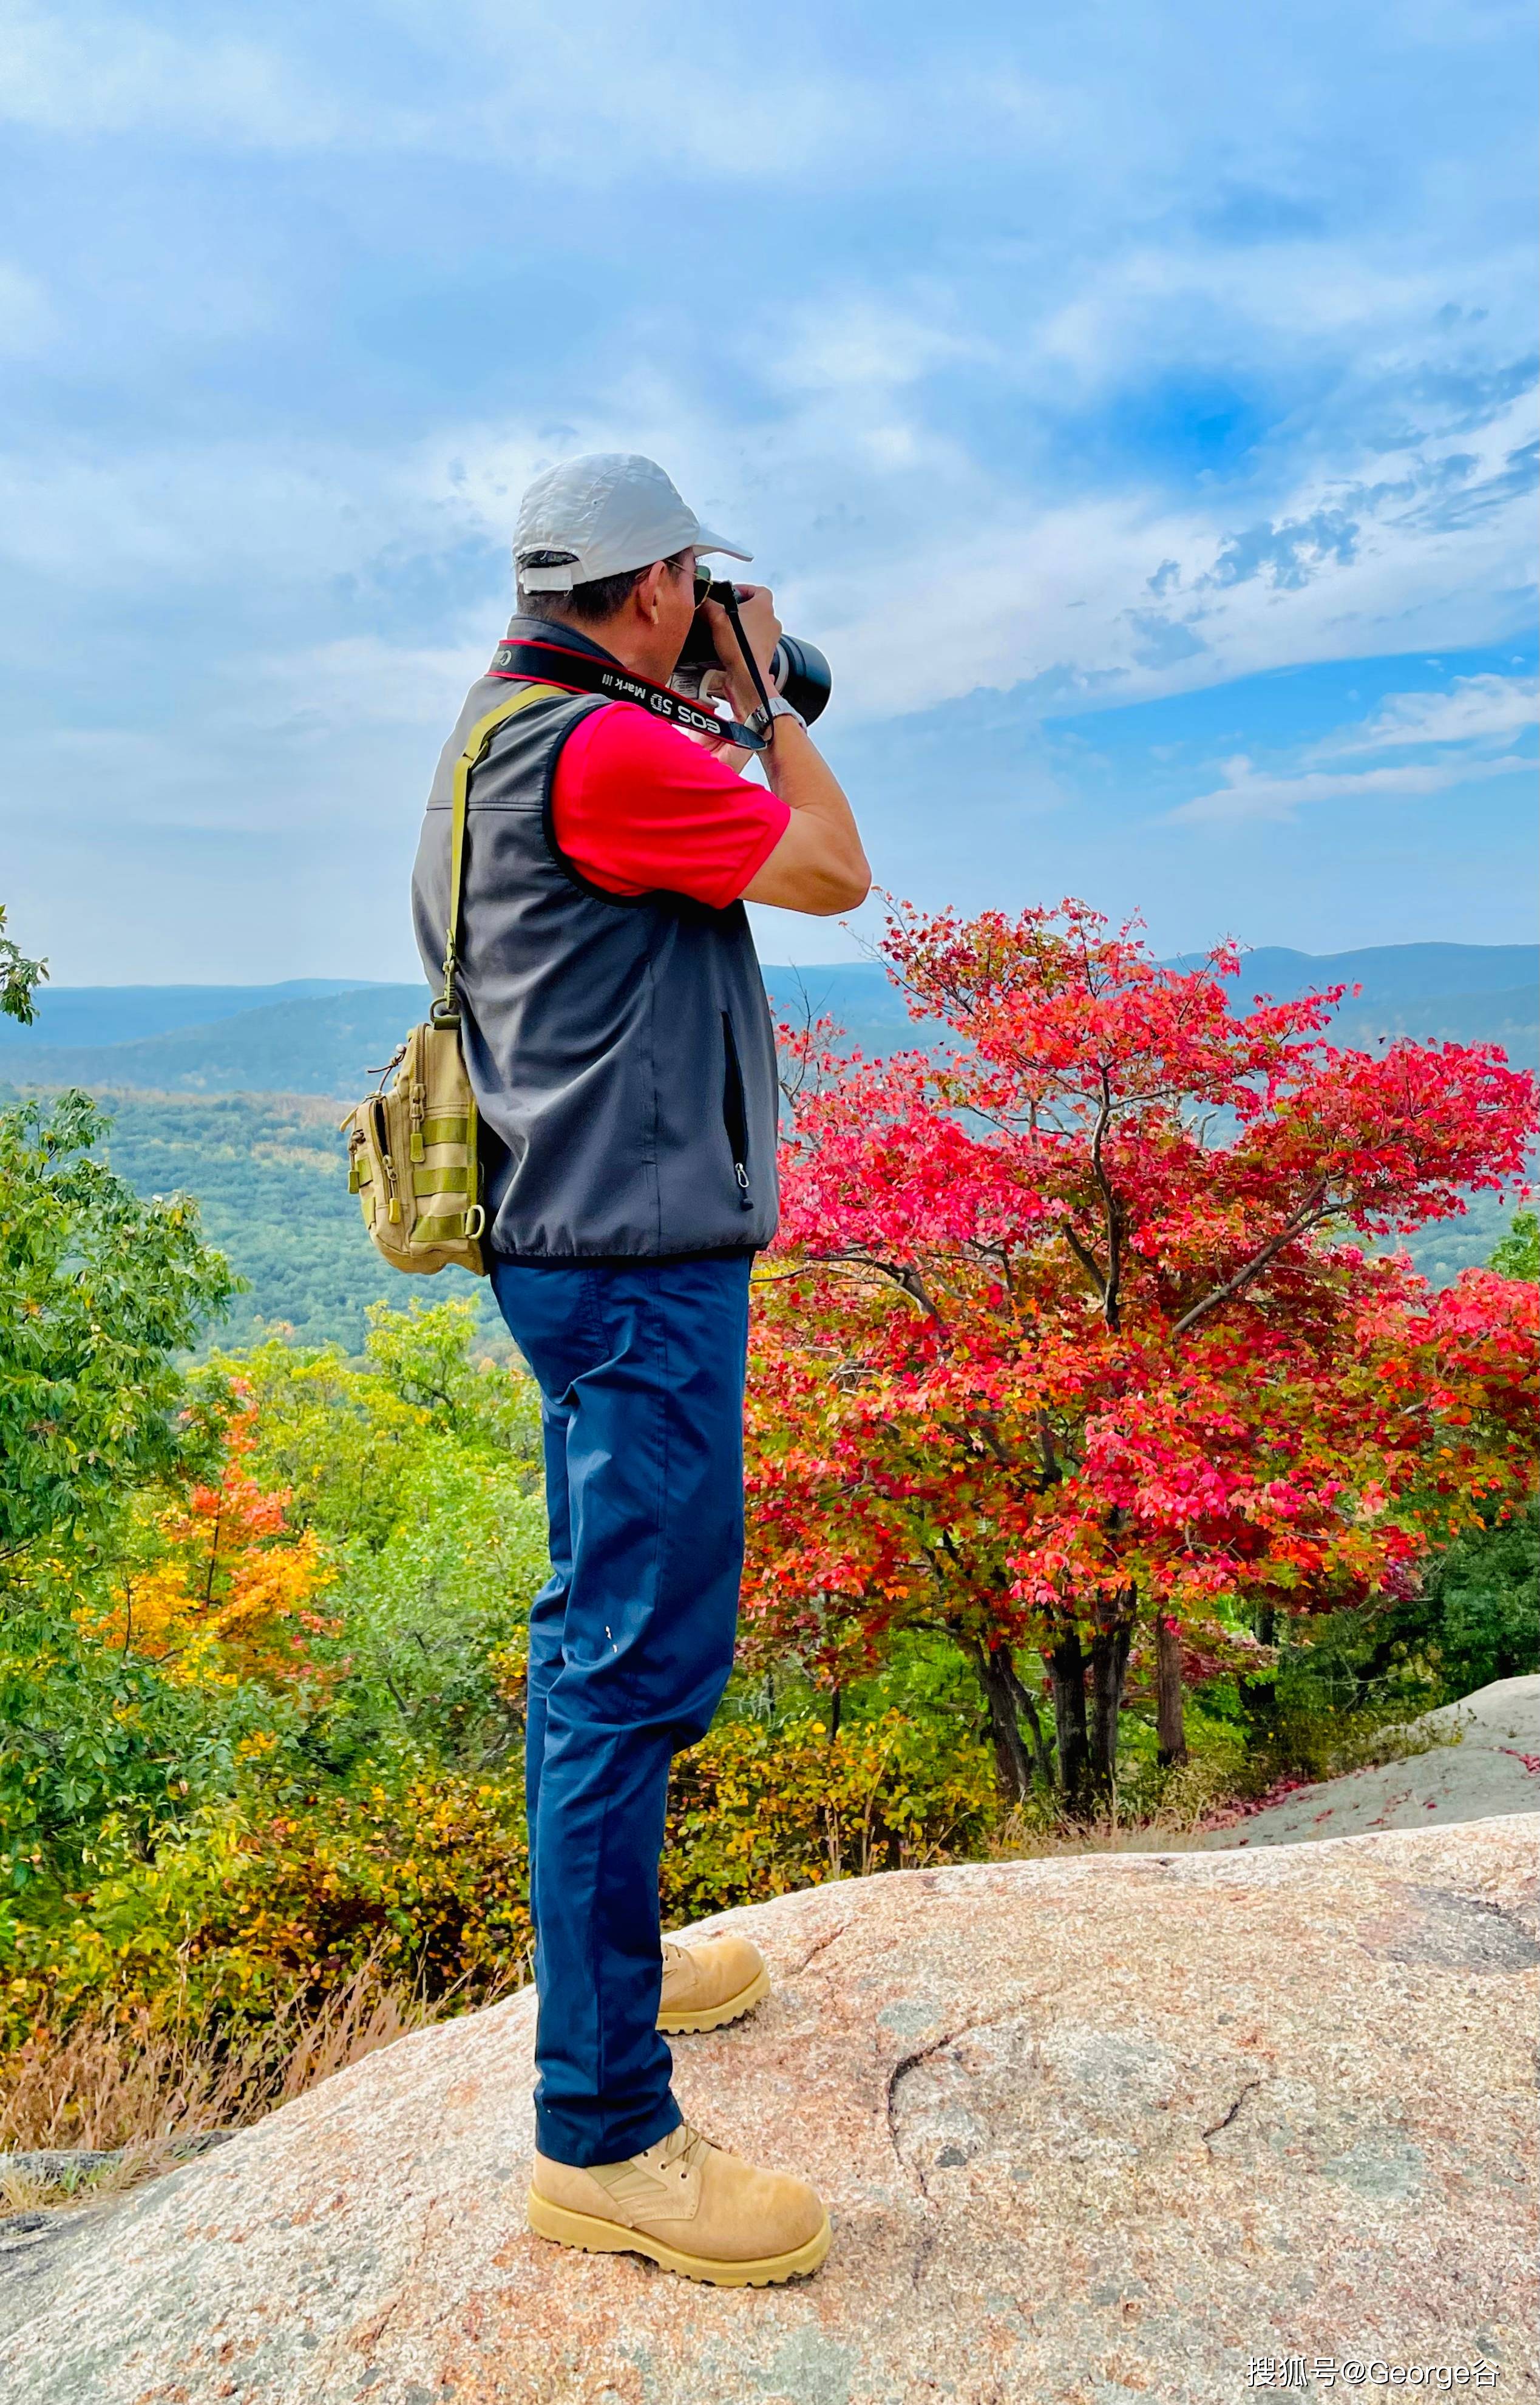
[657,1962,772,2035]
[526,2189,832,2286]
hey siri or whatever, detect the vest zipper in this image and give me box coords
[721,1012,754,1210]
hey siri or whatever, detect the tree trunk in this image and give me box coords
[1045,1630,1093,1819]
[1155,1613,1187,1766]
[1240,1605,1278,1737]
[1088,1606,1134,1806]
[968,1640,1050,1804]
[1000,1648,1056,1788]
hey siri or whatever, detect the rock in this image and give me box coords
[1193,1674,1540,1850]
[0,1818,1533,2404]
[0,2213,55,2246]
[0,2131,234,2187]
[0,2148,120,2185]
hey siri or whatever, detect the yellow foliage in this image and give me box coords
[7,1710,996,2044]
[83,1405,338,1691]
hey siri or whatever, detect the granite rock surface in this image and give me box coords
[1,1818,1534,2405]
[1191,1674,1540,1850]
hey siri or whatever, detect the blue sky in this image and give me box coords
[0,0,1535,979]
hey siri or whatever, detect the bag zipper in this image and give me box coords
[367,1096,402,1224]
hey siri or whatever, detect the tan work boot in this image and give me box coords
[656,1932,770,2034]
[527,2118,830,2287]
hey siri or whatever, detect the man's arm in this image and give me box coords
[741,717,870,916]
[703,589,871,918]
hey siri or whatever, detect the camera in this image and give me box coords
[671,581,832,727]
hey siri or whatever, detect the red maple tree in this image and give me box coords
[743,903,1537,1812]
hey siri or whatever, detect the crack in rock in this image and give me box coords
[1202,2079,1262,2144]
[885,2031,965,2200]
[884,2000,1037,2201]
[788,1918,854,1979]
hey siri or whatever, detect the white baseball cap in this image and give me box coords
[514,452,752,593]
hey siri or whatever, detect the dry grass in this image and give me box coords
[985,1708,1467,1865]
[985,1746,1251,1862]
[988,1808,1220,1864]
[0,1956,524,2207]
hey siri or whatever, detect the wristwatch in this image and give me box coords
[744,693,806,739]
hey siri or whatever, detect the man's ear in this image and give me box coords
[633,560,669,623]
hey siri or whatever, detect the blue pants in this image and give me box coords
[490,1252,753,2166]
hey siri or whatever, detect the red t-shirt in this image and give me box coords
[550,702,790,909]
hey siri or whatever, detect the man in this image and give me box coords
[410,454,869,2287]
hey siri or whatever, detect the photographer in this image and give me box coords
[410,453,867,2287]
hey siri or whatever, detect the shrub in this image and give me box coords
[662,1708,996,1922]
[4,1774,532,2041]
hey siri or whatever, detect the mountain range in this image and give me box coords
[2,944,1535,1096]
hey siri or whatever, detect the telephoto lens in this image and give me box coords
[770,633,832,726]
[671,583,832,726]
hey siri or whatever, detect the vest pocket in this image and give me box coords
[721,1012,753,1209]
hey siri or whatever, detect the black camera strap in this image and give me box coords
[714,583,778,730]
[486,634,768,751]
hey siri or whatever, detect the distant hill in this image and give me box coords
[0,986,433,1097]
[1170,942,1539,1068]
[2,940,1530,1353]
[0,979,387,1053]
[1,944,1535,1093]
[1169,941,1539,1003]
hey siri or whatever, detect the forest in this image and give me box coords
[1,903,1535,2155]
[3,939,1533,1351]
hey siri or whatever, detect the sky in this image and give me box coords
[0,0,1535,981]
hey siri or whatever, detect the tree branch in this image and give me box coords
[1061,1223,1108,1300]
[751,1252,947,1324]
[1090,1067,1125,1331]
[1171,1178,1332,1338]
[1036,1409,1063,1487]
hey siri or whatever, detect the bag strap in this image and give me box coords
[436,682,567,1025]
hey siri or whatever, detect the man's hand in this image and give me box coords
[696,576,869,918]
[702,584,782,722]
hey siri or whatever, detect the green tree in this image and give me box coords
[1489,1210,1540,1281]
[211,1300,546,1773]
[0,903,46,1026]
[1,1090,251,1914]
[1412,1499,1538,1695]
[358,1298,539,1458]
[0,1091,236,1564]
[0,1561,288,1901]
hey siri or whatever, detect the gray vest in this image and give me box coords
[410,629,781,1261]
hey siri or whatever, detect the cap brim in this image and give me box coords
[691,521,753,562]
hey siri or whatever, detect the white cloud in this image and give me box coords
[796,408,1536,719]
[1169,747,1533,827]
[1,360,1531,737]
[0,0,1535,979]
[1326,671,1539,753]
[237,631,491,744]
[765,301,993,397]
[0,1,1049,181]
[0,5,356,145]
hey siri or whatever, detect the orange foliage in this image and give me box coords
[89,1406,338,1689]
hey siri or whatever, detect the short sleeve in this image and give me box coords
[550,704,790,910]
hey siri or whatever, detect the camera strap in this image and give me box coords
[714,583,777,731]
[486,635,768,751]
